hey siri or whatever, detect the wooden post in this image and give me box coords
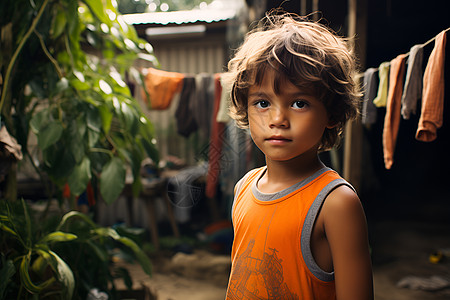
[343,0,368,191]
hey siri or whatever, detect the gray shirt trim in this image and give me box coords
[251,166,332,201]
[301,178,355,282]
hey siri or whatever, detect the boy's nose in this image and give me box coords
[269,108,289,128]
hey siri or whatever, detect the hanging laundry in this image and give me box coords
[0,125,23,161]
[373,62,390,107]
[383,54,407,169]
[216,75,232,123]
[362,68,378,126]
[416,30,447,142]
[191,73,215,139]
[141,67,184,110]
[175,76,198,137]
[401,44,424,119]
[205,74,225,199]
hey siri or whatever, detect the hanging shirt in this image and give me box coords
[205,74,226,199]
[373,62,390,107]
[401,44,424,120]
[216,75,232,123]
[191,73,215,139]
[175,76,198,137]
[383,54,407,169]
[416,30,447,142]
[362,68,379,126]
[141,67,184,110]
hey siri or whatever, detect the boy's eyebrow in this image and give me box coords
[248,91,315,98]
[248,91,269,98]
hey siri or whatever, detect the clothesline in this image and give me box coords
[407,27,450,55]
[140,68,236,200]
[355,27,450,78]
[360,27,447,170]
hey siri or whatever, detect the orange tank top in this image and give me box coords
[226,166,353,300]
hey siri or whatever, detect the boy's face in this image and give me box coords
[247,69,331,163]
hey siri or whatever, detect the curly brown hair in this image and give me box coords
[224,13,361,151]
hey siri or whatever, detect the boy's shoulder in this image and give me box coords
[234,166,265,195]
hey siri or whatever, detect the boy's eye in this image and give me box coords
[292,100,308,109]
[255,100,270,108]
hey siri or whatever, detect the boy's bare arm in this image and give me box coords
[322,186,374,300]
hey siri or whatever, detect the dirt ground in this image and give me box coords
[115,219,450,300]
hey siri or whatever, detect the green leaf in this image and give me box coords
[92,228,152,275]
[38,250,75,299]
[57,211,97,231]
[68,157,91,196]
[68,120,85,164]
[92,227,120,240]
[83,0,112,26]
[115,267,133,290]
[131,176,142,198]
[39,231,77,244]
[140,137,159,165]
[98,104,113,134]
[117,237,152,275]
[70,77,90,91]
[0,258,15,299]
[66,0,80,36]
[21,199,32,248]
[86,240,109,262]
[51,9,67,39]
[43,144,76,179]
[20,254,55,294]
[0,223,18,237]
[86,105,102,133]
[38,121,64,150]
[31,255,48,277]
[100,157,126,204]
[30,110,49,133]
[88,128,100,148]
[120,102,138,135]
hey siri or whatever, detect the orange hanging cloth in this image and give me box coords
[141,67,185,110]
[205,74,225,199]
[382,54,407,169]
[416,30,447,142]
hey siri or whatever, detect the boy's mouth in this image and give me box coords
[266,135,292,143]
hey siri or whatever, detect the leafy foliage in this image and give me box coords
[0,0,159,203]
[0,199,152,299]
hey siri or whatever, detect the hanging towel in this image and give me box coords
[416,30,447,142]
[383,54,407,169]
[141,67,184,110]
[191,73,215,139]
[362,68,379,126]
[205,74,225,199]
[175,76,198,137]
[373,62,390,107]
[401,44,424,119]
[216,75,232,123]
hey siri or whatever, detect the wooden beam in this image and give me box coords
[343,0,368,191]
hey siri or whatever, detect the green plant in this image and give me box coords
[0,199,152,299]
[0,0,158,203]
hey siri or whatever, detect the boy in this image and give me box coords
[224,13,374,300]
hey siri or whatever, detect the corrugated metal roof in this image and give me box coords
[122,9,236,25]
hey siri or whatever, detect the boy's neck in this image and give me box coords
[258,152,326,193]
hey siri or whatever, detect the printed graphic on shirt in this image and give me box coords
[227,239,299,300]
[228,207,299,300]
